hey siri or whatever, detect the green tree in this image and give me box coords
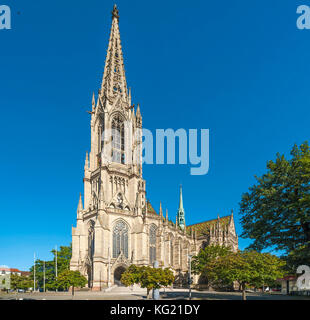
[240,142,310,270]
[10,274,32,291]
[121,265,174,299]
[213,250,285,300]
[56,270,87,296]
[51,244,72,274]
[120,265,143,287]
[191,245,232,288]
[30,244,72,291]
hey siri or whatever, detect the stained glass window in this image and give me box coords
[170,239,174,265]
[113,221,128,258]
[112,116,125,164]
[149,225,157,264]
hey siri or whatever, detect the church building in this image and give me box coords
[70,5,238,290]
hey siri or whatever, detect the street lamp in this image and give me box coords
[188,255,193,300]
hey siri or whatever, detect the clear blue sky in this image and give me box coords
[0,0,309,271]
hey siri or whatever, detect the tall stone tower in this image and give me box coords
[70,4,147,289]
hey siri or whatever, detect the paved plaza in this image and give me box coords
[0,286,309,300]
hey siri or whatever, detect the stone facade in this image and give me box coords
[70,5,238,290]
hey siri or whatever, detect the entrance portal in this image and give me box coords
[114,266,127,286]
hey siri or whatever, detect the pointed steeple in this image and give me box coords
[165,209,168,225]
[179,184,184,211]
[92,92,96,111]
[135,103,142,128]
[136,103,141,117]
[177,185,185,230]
[159,201,163,224]
[101,4,128,103]
[77,193,83,212]
[229,209,234,224]
[159,201,163,216]
[84,151,89,170]
[77,193,83,220]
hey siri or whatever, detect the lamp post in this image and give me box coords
[152,261,159,300]
[188,255,193,300]
[55,245,58,292]
[33,253,36,292]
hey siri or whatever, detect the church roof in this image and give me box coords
[147,201,157,215]
[186,215,231,236]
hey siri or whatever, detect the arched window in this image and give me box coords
[113,221,128,258]
[88,223,95,259]
[87,221,95,288]
[149,225,157,264]
[112,116,125,164]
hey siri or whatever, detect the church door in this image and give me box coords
[114,266,127,286]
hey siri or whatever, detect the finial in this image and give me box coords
[77,193,83,215]
[92,92,96,109]
[229,209,234,224]
[136,103,141,116]
[112,4,119,20]
[85,151,89,169]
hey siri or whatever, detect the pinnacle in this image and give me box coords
[77,193,83,213]
[112,4,119,20]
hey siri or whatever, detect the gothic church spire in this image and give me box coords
[101,4,128,103]
[177,185,186,230]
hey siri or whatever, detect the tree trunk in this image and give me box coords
[147,288,150,299]
[241,283,246,301]
[72,286,74,296]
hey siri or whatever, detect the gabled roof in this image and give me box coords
[143,201,158,216]
[147,201,157,215]
[186,215,231,236]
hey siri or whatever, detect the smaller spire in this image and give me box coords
[177,185,185,230]
[77,193,83,212]
[159,201,163,216]
[165,209,168,223]
[179,184,184,210]
[77,193,83,220]
[92,92,96,111]
[84,151,89,170]
[230,209,234,222]
[136,103,141,117]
